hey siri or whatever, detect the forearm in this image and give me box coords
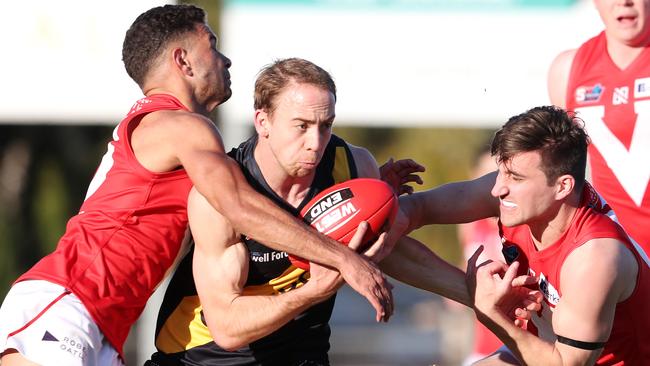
[477,309,565,366]
[198,157,349,268]
[204,287,326,351]
[380,236,470,306]
[400,173,498,232]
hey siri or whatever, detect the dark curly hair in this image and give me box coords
[122,4,206,87]
[491,105,590,190]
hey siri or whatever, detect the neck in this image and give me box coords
[528,192,581,250]
[607,41,645,69]
[605,31,650,69]
[143,85,209,116]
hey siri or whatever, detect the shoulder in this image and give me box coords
[346,142,380,179]
[548,49,578,108]
[550,49,578,71]
[561,238,638,302]
[144,109,217,136]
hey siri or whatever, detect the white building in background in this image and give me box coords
[1,0,601,129]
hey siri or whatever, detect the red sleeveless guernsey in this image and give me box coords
[499,183,650,365]
[565,31,650,253]
[17,94,193,358]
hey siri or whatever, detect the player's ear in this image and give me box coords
[254,109,270,138]
[172,47,192,76]
[555,174,575,200]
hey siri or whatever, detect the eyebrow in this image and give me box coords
[505,167,525,179]
[293,115,335,125]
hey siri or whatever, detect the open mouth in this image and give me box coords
[617,14,637,25]
[501,199,517,208]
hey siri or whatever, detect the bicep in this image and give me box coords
[548,49,576,108]
[173,115,259,219]
[189,189,248,312]
[169,114,237,200]
[551,239,632,364]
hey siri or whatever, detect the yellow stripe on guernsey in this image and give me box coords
[156,295,212,353]
[244,266,310,295]
[333,146,351,183]
[156,266,309,353]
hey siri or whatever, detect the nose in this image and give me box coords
[222,53,232,69]
[491,172,507,198]
[305,127,325,152]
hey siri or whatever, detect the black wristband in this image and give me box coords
[556,335,606,350]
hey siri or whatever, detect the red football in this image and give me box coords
[289,178,398,271]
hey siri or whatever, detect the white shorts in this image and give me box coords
[0,280,123,366]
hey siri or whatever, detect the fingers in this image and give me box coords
[399,173,424,185]
[390,158,426,174]
[363,232,388,262]
[364,269,393,323]
[379,158,425,196]
[376,276,394,322]
[338,250,394,324]
[514,317,525,328]
[347,221,369,251]
[525,290,543,311]
[467,245,484,270]
[480,259,509,277]
[511,274,538,287]
[501,261,520,284]
[382,279,394,322]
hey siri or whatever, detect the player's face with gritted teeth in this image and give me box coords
[266,83,335,178]
[490,151,560,230]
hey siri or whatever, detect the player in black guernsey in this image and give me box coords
[149,133,357,365]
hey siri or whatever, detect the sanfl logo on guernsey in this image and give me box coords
[576,101,650,206]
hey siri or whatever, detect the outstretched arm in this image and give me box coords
[399,171,500,234]
[380,236,470,306]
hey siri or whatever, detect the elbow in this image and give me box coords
[212,333,249,352]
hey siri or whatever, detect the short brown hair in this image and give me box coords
[491,105,589,189]
[254,58,337,114]
[122,4,206,87]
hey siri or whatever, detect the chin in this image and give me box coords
[222,89,232,102]
[498,216,522,228]
[291,167,315,178]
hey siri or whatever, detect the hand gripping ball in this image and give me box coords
[289,178,398,270]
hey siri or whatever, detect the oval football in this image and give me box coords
[289,178,398,270]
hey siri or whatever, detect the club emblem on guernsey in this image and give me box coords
[303,188,359,236]
[575,84,604,103]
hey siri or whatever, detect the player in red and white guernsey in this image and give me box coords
[400,106,650,365]
[548,0,650,252]
[0,5,398,366]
